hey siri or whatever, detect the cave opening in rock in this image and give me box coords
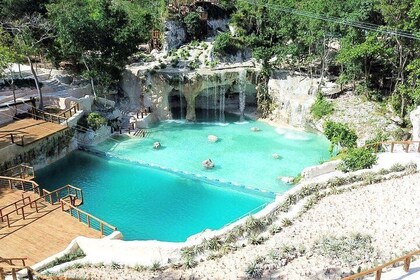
[169,90,187,120]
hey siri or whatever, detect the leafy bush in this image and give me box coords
[183,12,202,39]
[213,32,243,56]
[339,148,378,173]
[86,112,107,131]
[310,92,334,119]
[324,121,358,152]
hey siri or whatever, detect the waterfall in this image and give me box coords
[206,75,209,121]
[239,69,247,118]
[219,72,226,123]
[213,74,218,122]
[219,86,226,123]
[179,73,184,120]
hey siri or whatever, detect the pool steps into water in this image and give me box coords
[79,146,277,199]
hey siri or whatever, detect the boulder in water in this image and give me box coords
[202,159,215,169]
[272,153,280,159]
[208,135,218,143]
[278,176,295,184]
[251,127,261,132]
[153,142,161,149]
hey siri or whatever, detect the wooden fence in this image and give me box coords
[60,200,117,236]
[0,184,82,228]
[0,257,69,280]
[31,107,69,126]
[1,164,35,180]
[342,250,420,280]
[57,104,80,119]
[364,141,420,153]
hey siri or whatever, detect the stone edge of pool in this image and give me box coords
[21,177,315,277]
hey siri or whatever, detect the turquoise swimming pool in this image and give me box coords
[36,112,329,241]
[36,151,273,241]
[98,112,330,193]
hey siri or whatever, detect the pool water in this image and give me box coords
[97,111,330,193]
[36,151,273,241]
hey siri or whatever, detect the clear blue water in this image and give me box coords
[97,111,330,193]
[36,151,273,241]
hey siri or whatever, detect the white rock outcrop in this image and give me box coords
[202,159,215,169]
[410,106,420,141]
[153,142,161,149]
[301,160,341,179]
[208,135,218,143]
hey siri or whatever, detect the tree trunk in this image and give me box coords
[27,56,43,110]
[83,59,97,99]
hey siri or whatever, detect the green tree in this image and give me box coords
[183,12,202,40]
[47,0,153,97]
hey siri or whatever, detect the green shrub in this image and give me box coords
[213,32,243,56]
[324,121,358,152]
[339,148,378,173]
[310,92,334,119]
[86,113,107,131]
[183,12,202,39]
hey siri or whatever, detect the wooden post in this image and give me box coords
[77,210,81,222]
[21,136,24,146]
[87,216,91,228]
[418,143,420,153]
[0,209,2,222]
[34,200,38,213]
[403,256,411,272]
[61,200,65,211]
[100,223,104,235]
[0,267,4,280]
[11,268,17,280]
[10,133,14,144]
[375,269,382,280]
[391,143,395,153]
[22,207,25,220]
[6,215,10,227]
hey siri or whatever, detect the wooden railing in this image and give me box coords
[1,164,34,180]
[0,133,25,147]
[0,185,82,228]
[0,176,40,194]
[342,250,420,280]
[57,104,80,119]
[60,200,117,236]
[364,141,420,153]
[0,260,70,280]
[31,107,69,126]
[0,196,33,223]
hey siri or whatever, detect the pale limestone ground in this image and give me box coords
[62,172,420,280]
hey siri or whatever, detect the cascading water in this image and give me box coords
[179,73,184,120]
[213,74,218,122]
[206,76,210,121]
[219,72,226,123]
[239,69,247,121]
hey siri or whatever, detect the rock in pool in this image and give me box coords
[251,127,261,132]
[208,135,218,143]
[202,159,215,169]
[278,176,295,184]
[153,142,161,149]
[272,153,280,159]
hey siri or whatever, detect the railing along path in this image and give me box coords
[364,140,420,153]
[342,250,420,280]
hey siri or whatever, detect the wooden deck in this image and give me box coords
[0,118,67,149]
[0,189,101,266]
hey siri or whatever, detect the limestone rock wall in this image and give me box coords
[410,106,420,141]
[268,71,319,127]
[0,129,77,172]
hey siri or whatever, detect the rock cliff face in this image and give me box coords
[121,65,330,127]
[410,106,420,141]
[268,71,319,127]
[121,67,258,122]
